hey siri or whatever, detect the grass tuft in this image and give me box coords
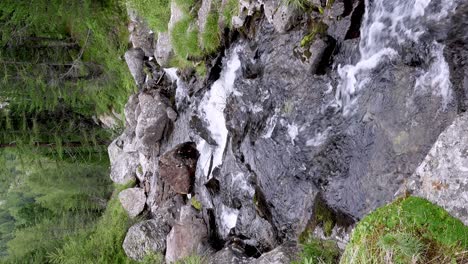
[201,12,221,54]
[340,196,468,264]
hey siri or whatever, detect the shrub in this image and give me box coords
[293,238,340,264]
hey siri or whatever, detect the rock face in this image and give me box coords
[407,113,468,225]
[159,142,199,194]
[119,188,146,218]
[264,0,300,33]
[123,218,171,261]
[124,48,146,88]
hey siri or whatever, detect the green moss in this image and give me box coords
[171,17,203,59]
[340,197,468,264]
[174,0,197,14]
[300,22,328,48]
[293,238,340,264]
[175,255,204,264]
[314,198,335,237]
[190,197,202,211]
[127,0,171,32]
[201,12,221,54]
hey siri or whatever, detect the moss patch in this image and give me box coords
[190,196,202,211]
[340,196,468,264]
[293,238,340,264]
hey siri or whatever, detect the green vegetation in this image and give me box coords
[48,182,138,264]
[284,0,310,10]
[127,0,171,32]
[172,18,203,59]
[222,0,239,29]
[0,0,138,262]
[340,197,468,264]
[293,238,340,264]
[190,196,202,211]
[201,12,221,54]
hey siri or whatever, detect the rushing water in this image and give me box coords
[336,0,458,115]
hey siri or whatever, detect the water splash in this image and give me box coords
[336,0,457,115]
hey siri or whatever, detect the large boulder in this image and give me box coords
[135,92,171,155]
[108,137,139,184]
[118,188,146,218]
[128,12,155,57]
[264,1,301,33]
[159,142,199,194]
[207,247,253,264]
[407,113,468,225]
[165,206,209,263]
[123,218,171,261]
[124,48,146,88]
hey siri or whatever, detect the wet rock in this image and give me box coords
[123,218,171,261]
[250,242,300,264]
[119,188,146,218]
[159,142,200,194]
[155,32,174,68]
[407,113,468,225]
[165,206,209,263]
[124,48,146,88]
[135,92,170,155]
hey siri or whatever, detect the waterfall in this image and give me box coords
[196,47,242,178]
[336,0,458,115]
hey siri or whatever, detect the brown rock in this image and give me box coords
[159,142,199,194]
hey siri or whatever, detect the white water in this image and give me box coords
[197,48,242,178]
[336,0,457,115]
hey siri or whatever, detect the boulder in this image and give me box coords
[207,247,253,264]
[154,32,174,68]
[165,206,209,263]
[118,188,146,218]
[123,218,171,261]
[231,0,263,29]
[250,242,301,264]
[124,48,146,88]
[263,0,300,33]
[128,15,155,57]
[108,138,139,184]
[135,92,170,155]
[407,113,468,225]
[159,142,199,194]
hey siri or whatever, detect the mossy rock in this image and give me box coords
[340,196,468,264]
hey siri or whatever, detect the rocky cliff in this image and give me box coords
[110,0,467,262]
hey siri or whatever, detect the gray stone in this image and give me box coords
[271,3,300,33]
[166,107,178,121]
[108,138,139,184]
[128,13,155,57]
[207,247,253,264]
[165,206,209,263]
[123,218,171,261]
[250,242,301,264]
[119,188,146,218]
[124,48,146,88]
[407,113,468,225]
[135,92,170,155]
[169,0,185,31]
[125,94,139,128]
[232,0,263,29]
[155,32,174,68]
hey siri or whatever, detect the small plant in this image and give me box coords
[190,196,202,211]
[284,0,310,10]
[171,18,203,59]
[175,255,205,264]
[293,238,340,264]
[377,232,425,264]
